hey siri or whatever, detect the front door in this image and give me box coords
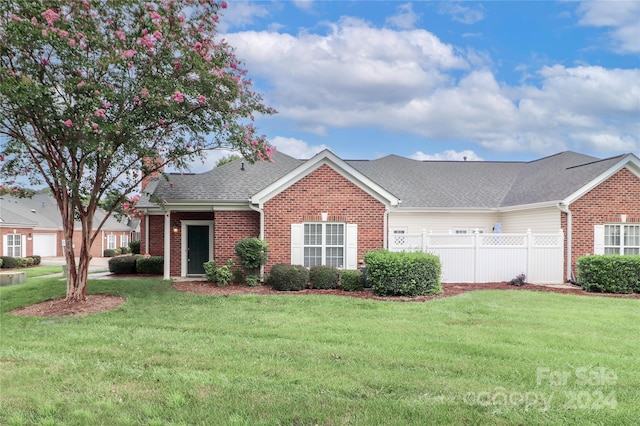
[187,225,209,275]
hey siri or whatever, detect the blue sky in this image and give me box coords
[190,0,640,170]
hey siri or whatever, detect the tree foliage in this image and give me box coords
[0,0,275,301]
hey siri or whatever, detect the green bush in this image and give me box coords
[32,255,41,265]
[121,246,130,254]
[114,248,122,256]
[340,269,364,292]
[129,240,141,255]
[235,237,268,270]
[267,264,309,291]
[577,255,640,294]
[0,258,3,268]
[232,268,246,285]
[24,257,35,266]
[203,259,234,287]
[15,257,28,267]
[245,274,261,287]
[136,256,163,275]
[108,255,138,274]
[0,257,18,268]
[364,249,442,297]
[104,249,117,257]
[309,265,339,289]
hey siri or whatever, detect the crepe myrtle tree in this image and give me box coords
[0,0,275,302]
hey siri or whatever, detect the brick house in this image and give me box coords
[137,150,640,282]
[0,194,138,259]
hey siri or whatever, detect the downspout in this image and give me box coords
[558,202,572,282]
[249,202,265,279]
[383,208,390,249]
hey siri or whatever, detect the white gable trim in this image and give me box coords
[563,154,640,205]
[250,149,400,208]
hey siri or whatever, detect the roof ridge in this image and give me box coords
[565,154,625,170]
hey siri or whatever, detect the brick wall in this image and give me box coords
[213,210,260,267]
[564,167,640,278]
[263,164,387,272]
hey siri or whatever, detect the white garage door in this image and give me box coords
[33,234,57,257]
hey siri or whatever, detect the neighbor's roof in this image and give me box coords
[139,150,636,210]
[0,194,134,231]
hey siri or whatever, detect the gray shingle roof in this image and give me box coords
[139,150,631,210]
[0,194,134,231]
[139,151,303,205]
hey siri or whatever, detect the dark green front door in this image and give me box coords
[187,225,209,275]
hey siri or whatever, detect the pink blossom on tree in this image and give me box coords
[0,0,275,302]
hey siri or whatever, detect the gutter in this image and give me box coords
[557,202,572,282]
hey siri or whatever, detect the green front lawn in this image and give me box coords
[1,277,638,425]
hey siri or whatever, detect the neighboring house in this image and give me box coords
[137,150,640,283]
[0,194,137,258]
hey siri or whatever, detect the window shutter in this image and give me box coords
[2,235,6,256]
[291,224,303,265]
[593,225,605,255]
[21,234,27,257]
[345,224,358,270]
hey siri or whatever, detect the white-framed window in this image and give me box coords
[6,234,21,257]
[120,234,129,249]
[604,224,640,255]
[303,223,345,268]
[107,234,116,250]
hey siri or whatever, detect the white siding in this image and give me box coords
[498,207,560,233]
[388,212,499,234]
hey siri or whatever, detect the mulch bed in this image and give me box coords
[173,281,640,302]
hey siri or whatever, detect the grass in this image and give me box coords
[1,277,639,425]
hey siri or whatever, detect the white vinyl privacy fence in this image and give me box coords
[388,230,564,284]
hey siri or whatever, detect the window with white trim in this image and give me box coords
[605,224,640,255]
[107,234,116,250]
[120,234,129,249]
[6,234,21,257]
[303,223,345,268]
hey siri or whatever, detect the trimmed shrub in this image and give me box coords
[32,255,41,265]
[340,269,364,292]
[108,255,138,274]
[0,258,3,268]
[114,248,122,256]
[577,255,640,294]
[0,257,18,268]
[232,268,246,285]
[267,264,309,291]
[14,257,28,267]
[364,249,442,297]
[235,237,268,270]
[129,240,141,255]
[120,246,130,255]
[309,265,339,289]
[245,274,261,287]
[104,249,117,257]
[24,257,35,266]
[203,259,234,287]
[136,256,163,275]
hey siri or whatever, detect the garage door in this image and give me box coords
[33,234,57,257]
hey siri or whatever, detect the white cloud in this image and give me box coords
[410,149,483,161]
[225,16,639,157]
[293,0,314,12]
[386,3,420,30]
[271,136,328,159]
[438,2,485,24]
[218,0,270,32]
[577,1,640,53]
